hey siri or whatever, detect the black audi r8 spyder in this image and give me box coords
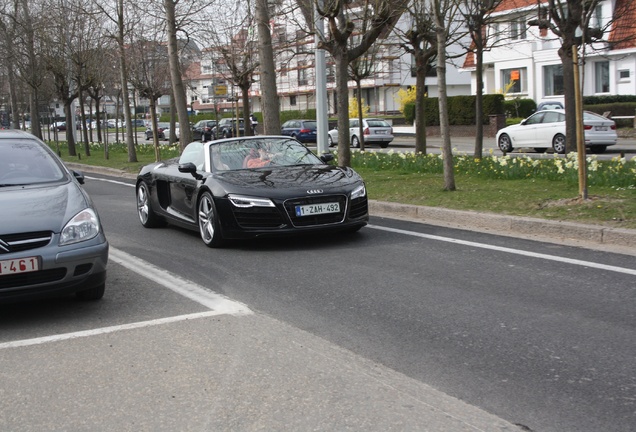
[136,136,368,247]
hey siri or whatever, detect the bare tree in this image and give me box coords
[461,0,503,159]
[433,0,466,191]
[398,0,438,154]
[317,0,408,167]
[128,38,172,160]
[255,0,281,134]
[348,41,382,151]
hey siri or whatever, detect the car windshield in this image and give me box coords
[210,138,323,171]
[0,139,66,186]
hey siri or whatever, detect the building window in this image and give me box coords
[543,64,564,96]
[326,65,335,83]
[594,4,603,28]
[595,61,610,93]
[510,19,527,40]
[290,95,296,106]
[619,70,630,80]
[501,67,527,93]
[298,62,308,86]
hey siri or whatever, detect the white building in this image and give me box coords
[461,0,636,104]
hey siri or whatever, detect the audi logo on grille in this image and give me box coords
[306,189,323,194]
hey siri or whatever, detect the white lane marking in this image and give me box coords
[109,247,252,315]
[0,248,251,350]
[368,224,636,277]
[86,176,133,187]
[0,311,220,350]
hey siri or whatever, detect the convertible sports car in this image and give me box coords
[136,136,369,247]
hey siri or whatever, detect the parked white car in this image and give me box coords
[163,125,180,141]
[328,118,394,148]
[496,109,617,154]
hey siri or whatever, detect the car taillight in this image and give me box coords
[611,124,616,130]
[584,125,593,130]
[300,129,311,133]
[363,127,370,135]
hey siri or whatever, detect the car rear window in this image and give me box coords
[366,120,391,127]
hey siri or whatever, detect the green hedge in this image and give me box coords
[504,98,536,118]
[403,94,505,126]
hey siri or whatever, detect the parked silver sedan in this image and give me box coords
[328,118,394,148]
[496,109,617,154]
[0,130,109,303]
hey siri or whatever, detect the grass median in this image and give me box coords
[49,140,636,230]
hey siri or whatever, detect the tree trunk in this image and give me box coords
[79,87,90,156]
[149,98,161,161]
[65,101,77,157]
[117,0,137,162]
[335,50,351,167]
[435,9,455,191]
[474,41,484,159]
[415,55,428,154]
[356,81,365,150]
[164,0,192,149]
[558,45,577,154]
[255,0,280,135]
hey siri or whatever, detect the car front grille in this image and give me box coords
[0,231,52,254]
[349,196,369,219]
[0,268,67,290]
[232,207,287,229]
[284,195,347,227]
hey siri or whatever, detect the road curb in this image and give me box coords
[369,200,636,252]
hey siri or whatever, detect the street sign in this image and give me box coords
[215,85,227,96]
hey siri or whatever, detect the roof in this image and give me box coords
[609,0,636,49]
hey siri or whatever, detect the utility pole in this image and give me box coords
[572,46,587,200]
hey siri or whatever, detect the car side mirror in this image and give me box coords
[72,170,85,184]
[520,120,527,125]
[178,162,203,180]
[320,153,335,163]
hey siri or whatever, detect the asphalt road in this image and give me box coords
[1,173,634,431]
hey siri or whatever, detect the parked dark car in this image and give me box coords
[192,120,217,141]
[0,130,109,303]
[280,119,317,143]
[212,118,245,139]
[145,122,169,140]
[136,136,368,247]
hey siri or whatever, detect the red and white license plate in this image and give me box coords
[0,257,39,275]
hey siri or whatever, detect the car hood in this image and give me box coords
[0,180,90,234]
[210,165,363,196]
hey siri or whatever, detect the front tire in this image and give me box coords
[351,135,360,148]
[198,192,224,248]
[498,133,513,153]
[137,182,166,228]
[328,135,334,147]
[552,133,566,154]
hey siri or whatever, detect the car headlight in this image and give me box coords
[351,184,366,200]
[228,194,275,208]
[60,208,100,246]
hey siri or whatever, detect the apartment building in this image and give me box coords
[186,13,471,117]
